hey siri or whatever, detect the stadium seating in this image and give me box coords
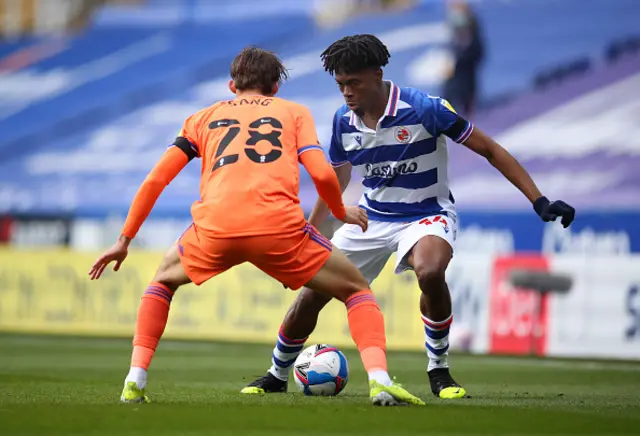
[0,0,638,221]
[0,7,316,160]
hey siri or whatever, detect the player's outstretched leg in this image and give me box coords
[305,248,424,406]
[409,235,466,399]
[241,289,331,394]
[121,242,191,403]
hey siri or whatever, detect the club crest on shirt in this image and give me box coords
[395,126,412,144]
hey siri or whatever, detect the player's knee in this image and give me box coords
[153,252,175,278]
[350,269,370,293]
[152,271,180,293]
[152,247,184,292]
[415,263,446,293]
[336,275,369,302]
[282,288,330,337]
[286,288,330,320]
[301,287,332,311]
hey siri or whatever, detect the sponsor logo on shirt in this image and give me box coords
[364,161,418,179]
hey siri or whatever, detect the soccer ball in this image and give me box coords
[293,344,349,396]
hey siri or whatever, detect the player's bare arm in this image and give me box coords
[88,146,190,280]
[462,128,576,227]
[308,163,353,228]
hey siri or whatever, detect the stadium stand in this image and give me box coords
[0,0,638,220]
[0,1,317,161]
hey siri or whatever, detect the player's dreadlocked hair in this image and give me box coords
[231,46,289,95]
[321,34,391,76]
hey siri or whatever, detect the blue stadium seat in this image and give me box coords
[0,0,638,217]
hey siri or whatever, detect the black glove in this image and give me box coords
[534,196,575,228]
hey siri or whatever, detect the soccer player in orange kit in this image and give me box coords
[88,47,424,407]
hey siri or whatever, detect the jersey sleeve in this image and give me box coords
[121,146,190,239]
[418,94,474,144]
[299,150,346,220]
[328,110,349,167]
[171,114,201,161]
[294,104,324,159]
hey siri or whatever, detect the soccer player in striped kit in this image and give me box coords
[243,34,575,399]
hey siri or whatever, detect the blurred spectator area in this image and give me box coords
[0,0,143,38]
[0,0,638,221]
[314,0,415,28]
[0,0,416,37]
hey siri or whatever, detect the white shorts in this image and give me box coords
[331,214,458,284]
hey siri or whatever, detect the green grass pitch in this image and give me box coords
[1,334,639,435]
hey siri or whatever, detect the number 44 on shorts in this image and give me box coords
[419,216,450,234]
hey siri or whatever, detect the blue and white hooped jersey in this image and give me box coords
[329,81,474,222]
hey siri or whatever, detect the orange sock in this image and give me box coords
[130,282,174,370]
[345,290,388,373]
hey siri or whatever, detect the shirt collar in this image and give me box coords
[349,80,400,127]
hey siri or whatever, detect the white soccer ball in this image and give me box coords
[293,344,349,396]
